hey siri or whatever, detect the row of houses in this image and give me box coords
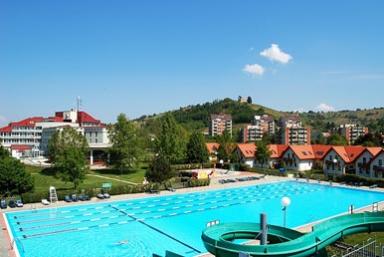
[207,142,384,180]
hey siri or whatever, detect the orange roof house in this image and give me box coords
[236,143,256,159]
[268,144,289,159]
[206,143,220,155]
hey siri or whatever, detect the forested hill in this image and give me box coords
[137,98,285,131]
[136,98,384,134]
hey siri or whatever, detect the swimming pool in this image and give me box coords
[5,181,384,257]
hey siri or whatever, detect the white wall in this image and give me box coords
[323,150,346,176]
[370,152,384,179]
[282,149,313,172]
[355,151,373,178]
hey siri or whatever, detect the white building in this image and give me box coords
[282,145,315,171]
[322,146,365,177]
[354,147,382,178]
[370,150,384,179]
[209,114,232,137]
[0,109,110,164]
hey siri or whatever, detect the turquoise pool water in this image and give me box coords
[5,181,384,257]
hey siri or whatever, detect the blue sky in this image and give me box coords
[1,0,384,126]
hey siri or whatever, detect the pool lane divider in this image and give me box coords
[17,185,323,240]
[109,205,201,254]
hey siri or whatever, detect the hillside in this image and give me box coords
[137,98,285,131]
[299,108,384,132]
[137,98,384,135]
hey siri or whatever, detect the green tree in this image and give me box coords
[247,96,253,104]
[255,141,272,168]
[48,127,89,188]
[326,134,348,146]
[109,114,143,172]
[145,154,174,183]
[216,130,235,162]
[155,113,188,164]
[354,132,383,146]
[186,131,209,164]
[0,157,34,197]
[0,145,9,159]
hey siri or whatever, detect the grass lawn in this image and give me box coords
[327,232,384,255]
[89,165,147,184]
[25,165,144,194]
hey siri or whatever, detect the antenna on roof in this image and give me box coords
[76,96,82,111]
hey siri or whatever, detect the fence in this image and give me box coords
[332,238,383,257]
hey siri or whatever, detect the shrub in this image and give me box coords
[188,178,210,187]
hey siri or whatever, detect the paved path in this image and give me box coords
[87,173,138,185]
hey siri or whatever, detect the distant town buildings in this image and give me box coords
[241,115,275,142]
[339,124,369,145]
[209,114,232,137]
[0,109,110,164]
[280,115,311,145]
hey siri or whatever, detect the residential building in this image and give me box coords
[255,115,275,135]
[235,143,256,167]
[339,124,369,145]
[0,109,110,164]
[236,143,288,169]
[209,114,232,137]
[282,145,315,171]
[322,146,365,177]
[254,144,288,168]
[206,142,220,162]
[280,115,311,145]
[370,150,384,179]
[241,125,262,143]
[354,147,382,178]
[241,115,275,143]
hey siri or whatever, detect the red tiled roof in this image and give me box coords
[77,111,101,125]
[206,143,220,154]
[286,145,316,160]
[312,144,332,160]
[330,145,365,164]
[268,144,288,159]
[237,143,256,158]
[9,117,44,128]
[0,125,12,133]
[366,147,382,157]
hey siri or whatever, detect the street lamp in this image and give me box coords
[281,196,291,227]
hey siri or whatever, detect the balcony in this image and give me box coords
[373,165,384,172]
[357,162,370,170]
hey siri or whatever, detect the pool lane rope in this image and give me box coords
[110,205,201,254]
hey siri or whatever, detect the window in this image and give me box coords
[379,159,383,167]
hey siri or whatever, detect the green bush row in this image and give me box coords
[188,178,210,187]
[19,178,211,203]
[171,163,212,170]
[334,174,384,187]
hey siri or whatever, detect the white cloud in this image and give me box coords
[316,103,335,112]
[260,44,292,64]
[243,64,265,76]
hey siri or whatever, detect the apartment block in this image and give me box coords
[280,115,311,145]
[339,124,369,145]
[209,114,232,137]
[241,115,275,142]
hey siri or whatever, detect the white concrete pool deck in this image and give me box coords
[1,174,384,257]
